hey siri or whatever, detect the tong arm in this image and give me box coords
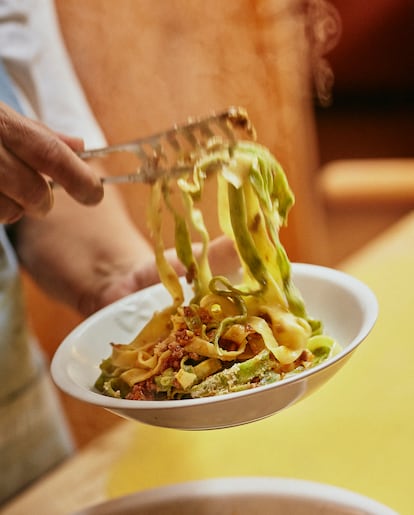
[52,106,254,188]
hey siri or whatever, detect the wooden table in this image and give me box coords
[3,212,414,515]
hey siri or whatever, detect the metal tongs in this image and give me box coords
[77,106,255,185]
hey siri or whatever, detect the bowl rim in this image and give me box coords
[51,263,378,411]
[72,477,397,515]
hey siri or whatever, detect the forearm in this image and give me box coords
[14,183,155,315]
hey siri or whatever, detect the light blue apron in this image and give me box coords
[0,59,73,505]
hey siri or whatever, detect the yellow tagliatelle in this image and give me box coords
[95,141,340,400]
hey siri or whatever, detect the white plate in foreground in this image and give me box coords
[51,263,378,430]
[72,477,396,515]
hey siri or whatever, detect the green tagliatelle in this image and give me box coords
[95,141,340,400]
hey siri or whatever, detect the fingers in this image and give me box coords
[31,119,86,153]
[76,237,239,316]
[0,103,104,209]
[0,143,54,222]
[54,132,86,153]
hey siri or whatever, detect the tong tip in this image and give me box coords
[224,106,257,140]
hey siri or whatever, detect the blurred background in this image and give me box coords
[22,0,414,447]
[315,0,414,262]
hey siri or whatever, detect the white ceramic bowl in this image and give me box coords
[51,263,378,430]
[72,477,396,515]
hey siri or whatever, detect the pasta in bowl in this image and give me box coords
[52,135,377,429]
[95,141,344,402]
[51,262,377,430]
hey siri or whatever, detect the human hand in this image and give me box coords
[0,102,103,223]
[77,235,239,316]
